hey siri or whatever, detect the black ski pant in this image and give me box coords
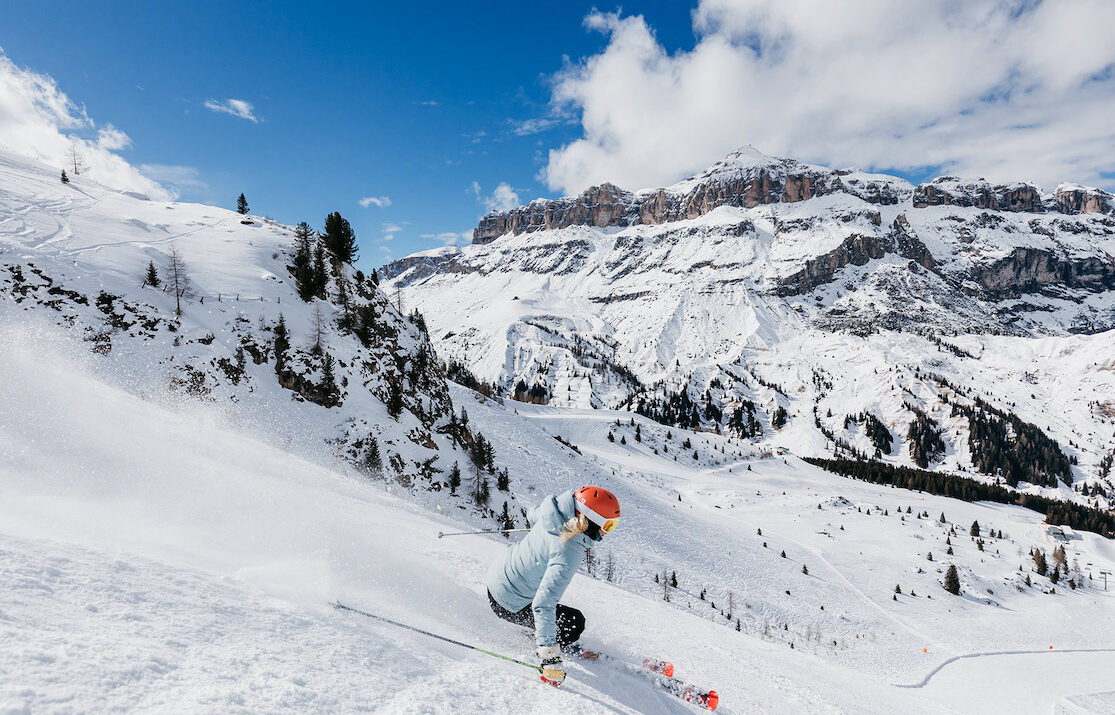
[487,589,585,648]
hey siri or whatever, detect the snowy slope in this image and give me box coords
[0,320,952,714]
[3,323,1115,713]
[0,147,486,514]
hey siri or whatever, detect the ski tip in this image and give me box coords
[664,662,674,678]
[706,690,719,711]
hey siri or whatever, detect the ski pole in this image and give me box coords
[334,602,541,672]
[437,528,531,539]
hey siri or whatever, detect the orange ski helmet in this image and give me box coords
[574,486,621,533]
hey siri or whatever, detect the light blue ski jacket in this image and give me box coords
[487,490,591,647]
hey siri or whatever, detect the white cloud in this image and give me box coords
[203,98,259,123]
[359,195,392,208]
[381,222,403,241]
[96,124,131,151]
[511,115,564,136]
[471,181,521,212]
[541,2,1115,194]
[0,49,172,200]
[420,231,470,246]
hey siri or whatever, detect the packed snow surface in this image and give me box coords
[2,324,1114,713]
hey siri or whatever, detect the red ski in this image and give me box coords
[566,645,717,710]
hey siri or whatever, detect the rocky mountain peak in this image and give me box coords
[473,149,1115,244]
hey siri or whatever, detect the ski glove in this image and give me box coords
[537,645,565,686]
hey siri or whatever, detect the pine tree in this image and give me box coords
[237,193,249,215]
[273,314,290,374]
[1033,549,1047,576]
[323,211,358,263]
[362,437,383,478]
[970,520,981,537]
[60,169,69,184]
[312,242,329,300]
[670,571,678,588]
[386,376,404,419]
[448,462,461,493]
[944,565,960,595]
[320,353,339,405]
[292,222,316,301]
[143,261,160,288]
[496,467,510,491]
[370,268,380,285]
[335,269,353,332]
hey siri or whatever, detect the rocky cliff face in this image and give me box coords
[473,150,909,242]
[912,178,1047,212]
[971,248,1115,298]
[1054,185,1114,215]
[475,149,1115,243]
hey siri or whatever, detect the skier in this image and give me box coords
[486,486,621,686]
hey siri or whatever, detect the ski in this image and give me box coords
[565,644,674,677]
[566,646,717,710]
[654,676,718,711]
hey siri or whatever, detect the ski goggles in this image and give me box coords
[581,506,620,534]
[578,501,620,534]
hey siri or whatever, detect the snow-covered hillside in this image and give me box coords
[3,318,1115,713]
[0,148,505,520]
[383,148,1115,510]
[4,145,1115,714]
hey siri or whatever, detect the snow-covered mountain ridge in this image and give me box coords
[472,146,1113,243]
[0,149,510,523]
[383,148,1115,512]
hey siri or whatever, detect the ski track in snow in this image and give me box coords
[894,647,1115,689]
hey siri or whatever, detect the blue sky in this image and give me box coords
[3,1,1113,273]
[1,1,695,271]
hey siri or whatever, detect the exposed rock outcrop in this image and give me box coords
[891,214,937,270]
[1054,185,1114,215]
[913,178,1046,213]
[777,234,893,295]
[378,251,474,282]
[970,248,1115,297]
[473,150,909,243]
